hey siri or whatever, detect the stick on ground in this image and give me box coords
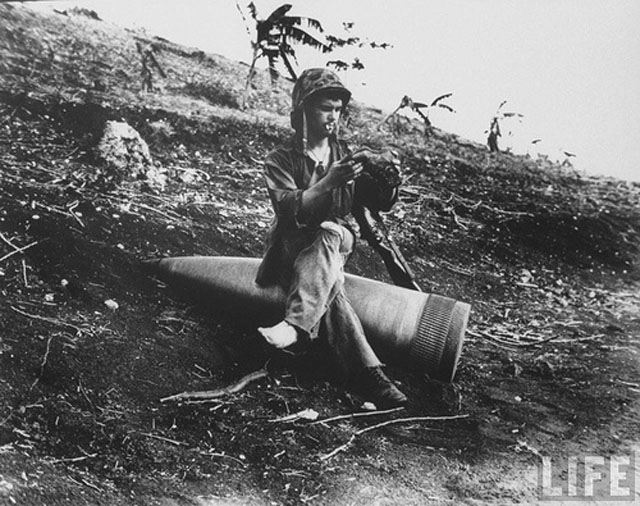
[320,414,470,461]
[0,240,40,263]
[160,363,269,403]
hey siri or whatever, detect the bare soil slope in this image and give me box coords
[1,5,639,505]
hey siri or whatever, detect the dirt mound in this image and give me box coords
[1,4,639,506]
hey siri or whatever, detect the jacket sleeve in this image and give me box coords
[263,149,305,229]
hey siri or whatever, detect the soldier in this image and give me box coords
[255,68,408,408]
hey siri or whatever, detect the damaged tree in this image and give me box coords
[240,3,330,108]
[379,94,455,137]
[486,100,523,153]
[136,41,166,92]
[487,116,501,152]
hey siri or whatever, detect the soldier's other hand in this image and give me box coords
[349,149,373,164]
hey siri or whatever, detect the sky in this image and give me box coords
[29,0,640,182]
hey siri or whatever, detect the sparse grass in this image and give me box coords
[181,80,241,109]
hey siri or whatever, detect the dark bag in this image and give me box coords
[353,151,402,213]
[351,149,422,292]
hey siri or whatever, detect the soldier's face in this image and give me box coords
[305,97,343,140]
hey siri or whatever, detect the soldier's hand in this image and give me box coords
[325,155,363,188]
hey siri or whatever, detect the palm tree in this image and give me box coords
[240,3,330,108]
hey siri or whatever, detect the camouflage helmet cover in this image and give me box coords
[291,67,352,112]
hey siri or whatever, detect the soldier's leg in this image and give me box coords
[259,222,408,408]
[258,222,350,347]
[321,290,381,376]
[321,291,408,408]
[284,221,350,332]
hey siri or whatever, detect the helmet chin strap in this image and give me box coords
[302,109,308,155]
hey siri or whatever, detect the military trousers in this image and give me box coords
[282,221,381,377]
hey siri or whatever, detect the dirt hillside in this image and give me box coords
[1,4,639,506]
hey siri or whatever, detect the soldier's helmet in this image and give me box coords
[290,68,351,130]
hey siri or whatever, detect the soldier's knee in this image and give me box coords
[319,221,353,254]
[319,221,345,241]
